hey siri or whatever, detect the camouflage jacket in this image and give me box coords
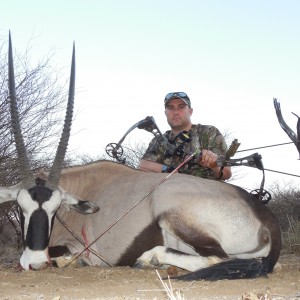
[142,124,228,179]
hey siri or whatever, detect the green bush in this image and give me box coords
[268,182,300,254]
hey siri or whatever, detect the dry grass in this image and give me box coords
[241,292,271,300]
[281,216,300,254]
[156,270,186,300]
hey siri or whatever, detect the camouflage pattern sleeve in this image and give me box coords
[141,135,168,163]
[197,125,228,155]
[141,124,228,180]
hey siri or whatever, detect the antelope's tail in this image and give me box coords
[168,257,275,281]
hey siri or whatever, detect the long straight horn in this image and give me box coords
[8,31,35,189]
[47,43,76,189]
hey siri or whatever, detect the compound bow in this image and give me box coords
[105,116,271,203]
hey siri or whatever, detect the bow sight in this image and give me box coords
[105,116,271,203]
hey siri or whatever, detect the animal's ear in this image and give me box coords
[59,188,99,215]
[0,184,22,204]
[72,200,100,215]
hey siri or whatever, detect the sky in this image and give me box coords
[2,0,300,193]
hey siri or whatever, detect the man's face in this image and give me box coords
[165,98,193,131]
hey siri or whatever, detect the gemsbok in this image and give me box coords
[0,33,281,280]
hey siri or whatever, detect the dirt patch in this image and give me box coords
[0,254,299,300]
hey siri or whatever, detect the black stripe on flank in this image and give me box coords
[117,221,163,266]
[162,211,228,258]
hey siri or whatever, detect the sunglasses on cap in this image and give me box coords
[165,92,189,101]
[164,92,191,106]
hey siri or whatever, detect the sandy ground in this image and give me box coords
[0,254,299,300]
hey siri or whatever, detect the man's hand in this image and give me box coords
[199,149,232,180]
[199,149,218,168]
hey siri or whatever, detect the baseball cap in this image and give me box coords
[164,92,191,107]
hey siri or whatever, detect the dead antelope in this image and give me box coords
[36,159,281,281]
[0,34,281,280]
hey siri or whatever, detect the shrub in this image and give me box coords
[268,182,300,254]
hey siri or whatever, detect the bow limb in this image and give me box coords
[273,98,297,144]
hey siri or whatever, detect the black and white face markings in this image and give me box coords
[7,33,76,270]
[17,186,62,270]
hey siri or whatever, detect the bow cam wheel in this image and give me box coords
[250,189,272,204]
[105,143,123,160]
